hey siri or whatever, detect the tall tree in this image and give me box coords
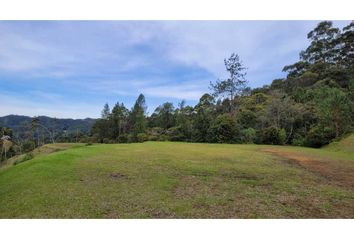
[210,53,247,114]
[130,94,147,136]
[192,94,215,142]
[111,102,129,139]
[153,102,175,130]
[337,21,354,67]
[101,103,111,119]
[300,21,340,64]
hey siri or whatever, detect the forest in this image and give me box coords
[90,21,354,147]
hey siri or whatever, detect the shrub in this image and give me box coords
[237,110,257,129]
[305,125,334,148]
[127,134,136,143]
[22,141,35,152]
[147,135,159,141]
[291,135,305,146]
[117,134,128,143]
[102,138,110,144]
[261,126,287,145]
[278,128,287,145]
[240,128,256,143]
[14,153,34,165]
[166,126,185,141]
[136,133,148,142]
[208,114,239,143]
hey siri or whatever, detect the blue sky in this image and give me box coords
[0,21,350,119]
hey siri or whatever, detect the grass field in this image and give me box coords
[0,140,353,218]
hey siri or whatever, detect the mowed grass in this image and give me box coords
[0,141,353,218]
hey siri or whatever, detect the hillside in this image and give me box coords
[0,142,353,218]
[325,133,354,153]
[0,115,96,136]
[1,143,85,168]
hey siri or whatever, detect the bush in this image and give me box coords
[14,153,34,165]
[22,153,34,161]
[166,126,185,141]
[240,128,256,143]
[127,134,136,143]
[261,126,287,145]
[136,133,148,142]
[291,134,305,146]
[208,114,239,143]
[117,134,128,143]
[237,110,257,129]
[22,141,35,152]
[102,138,110,144]
[147,135,159,141]
[305,126,334,148]
[278,128,287,145]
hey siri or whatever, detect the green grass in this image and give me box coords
[0,141,353,218]
[1,143,85,168]
[325,133,354,154]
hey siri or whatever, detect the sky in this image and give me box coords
[0,21,350,119]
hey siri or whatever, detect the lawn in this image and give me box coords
[0,141,353,218]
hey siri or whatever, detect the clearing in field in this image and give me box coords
[0,141,353,218]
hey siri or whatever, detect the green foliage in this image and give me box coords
[101,103,111,119]
[22,140,36,152]
[22,153,33,162]
[305,126,335,148]
[208,114,239,143]
[136,133,148,143]
[311,87,353,138]
[130,94,147,136]
[85,21,354,148]
[261,126,286,145]
[237,110,257,129]
[210,53,247,114]
[240,128,256,143]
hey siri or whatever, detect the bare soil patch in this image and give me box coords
[110,172,127,179]
[263,148,354,189]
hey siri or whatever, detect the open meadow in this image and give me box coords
[0,138,353,218]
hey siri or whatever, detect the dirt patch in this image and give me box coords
[219,171,260,180]
[110,172,127,179]
[263,148,354,189]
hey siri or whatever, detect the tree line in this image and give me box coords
[91,21,354,148]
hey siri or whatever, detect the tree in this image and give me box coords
[31,117,55,144]
[337,21,354,67]
[311,87,352,138]
[111,102,129,140]
[152,102,175,130]
[175,100,193,141]
[192,94,215,142]
[130,94,147,137]
[210,53,247,114]
[208,114,239,143]
[101,103,111,119]
[300,21,340,64]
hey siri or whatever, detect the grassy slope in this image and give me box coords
[1,143,84,168]
[324,133,354,154]
[0,142,353,218]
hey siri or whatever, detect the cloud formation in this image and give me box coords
[0,21,350,118]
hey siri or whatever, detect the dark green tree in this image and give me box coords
[130,94,147,138]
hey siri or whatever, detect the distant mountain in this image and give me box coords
[0,115,96,137]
